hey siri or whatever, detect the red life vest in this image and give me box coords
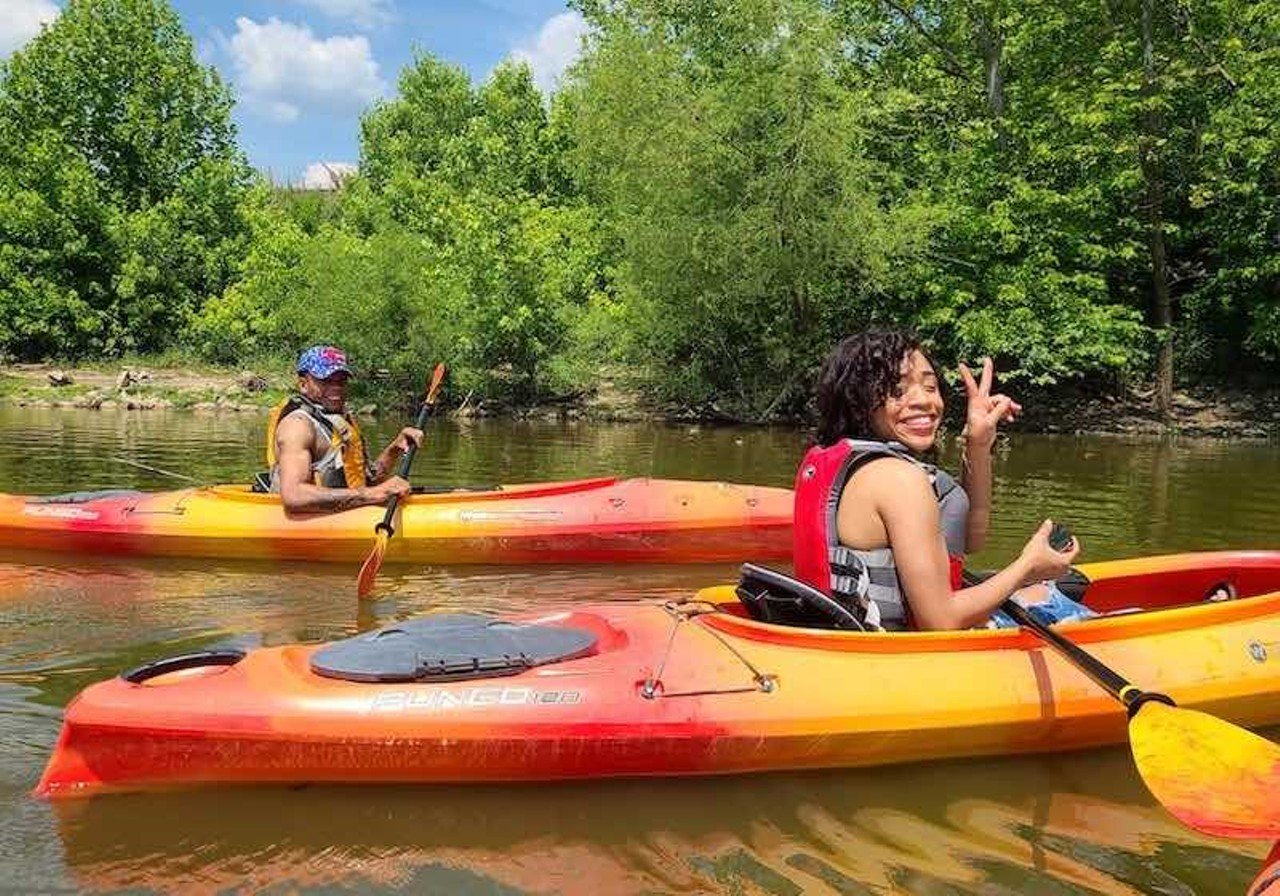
[793,439,967,629]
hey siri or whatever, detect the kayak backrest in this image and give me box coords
[311,614,599,683]
[736,563,871,631]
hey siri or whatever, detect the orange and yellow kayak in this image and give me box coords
[0,478,792,564]
[36,551,1280,798]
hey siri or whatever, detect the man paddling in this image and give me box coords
[267,345,422,513]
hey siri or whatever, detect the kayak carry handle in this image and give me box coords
[122,649,246,684]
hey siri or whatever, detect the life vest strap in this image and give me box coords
[265,394,370,489]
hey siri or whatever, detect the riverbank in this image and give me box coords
[0,363,291,413]
[1,361,1275,438]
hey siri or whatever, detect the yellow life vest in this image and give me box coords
[266,395,370,489]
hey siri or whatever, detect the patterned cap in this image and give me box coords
[296,345,351,380]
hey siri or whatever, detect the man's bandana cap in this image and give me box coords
[297,345,351,380]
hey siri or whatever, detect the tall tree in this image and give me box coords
[204,53,610,402]
[0,0,250,358]
[570,0,932,416]
[1139,0,1174,414]
[1184,0,1280,372]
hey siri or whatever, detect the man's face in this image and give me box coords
[299,371,350,413]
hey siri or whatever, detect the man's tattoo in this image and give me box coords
[316,489,368,512]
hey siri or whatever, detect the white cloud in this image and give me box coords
[510,11,588,95]
[0,0,58,58]
[292,0,394,30]
[226,17,384,123]
[300,161,357,189]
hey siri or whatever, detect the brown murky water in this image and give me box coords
[1,406,1277,894]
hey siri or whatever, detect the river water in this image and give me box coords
[1,406,1277,894]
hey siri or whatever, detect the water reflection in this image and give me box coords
[3,408,1280,893]
[48,752,1267,895]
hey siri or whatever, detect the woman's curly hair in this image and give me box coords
[814,330,941,446]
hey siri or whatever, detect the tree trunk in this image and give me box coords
[976,12,1005,120]
[976,8,1006,147]
[1139,0,1173,417]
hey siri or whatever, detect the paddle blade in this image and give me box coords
[356,531,390,600]
[1130,701,1280,839]
[425,363,445,404]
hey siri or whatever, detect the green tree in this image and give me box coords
[1184,0,1280,371]
[199,54,612,403]
[830,0,1154,388]
[353,54,609,400]
[569,0,936,416]
[0,0,250,359]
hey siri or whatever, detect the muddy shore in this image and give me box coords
[2,362,1274,438]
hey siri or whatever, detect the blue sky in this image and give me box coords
[1,0,585,184]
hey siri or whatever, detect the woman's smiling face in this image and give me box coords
[869,349,943,452]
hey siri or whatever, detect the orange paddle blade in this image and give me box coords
[425,362,445,403]
[1130,701,1280,839]
[355,530,390,600]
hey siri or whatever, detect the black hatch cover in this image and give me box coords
[311,613,598,683]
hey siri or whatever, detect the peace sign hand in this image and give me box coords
[959,357,1022,451]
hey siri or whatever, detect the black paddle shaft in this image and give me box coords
[373,398,434,538]
[999,598,1175,716]
[963,520,1175,718]
[996,599,1156,709]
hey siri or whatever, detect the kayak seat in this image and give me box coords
[311,613,598,683]
[736,563,870,631]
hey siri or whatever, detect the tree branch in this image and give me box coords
[1173,0,1239,92]
[879,0,971,82]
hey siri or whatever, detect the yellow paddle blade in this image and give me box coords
[1130,701,1280,839]
[355,530,390,600]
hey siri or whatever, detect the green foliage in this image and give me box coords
[191,199,455,397]
[196,55,614,403]
[569,0,936,415]
[5,0,1280,419]
[0,0,250,360]
[1185,0,1280,366]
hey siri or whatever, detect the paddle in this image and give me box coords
[966,534,1280,840]
[356,363,446,600]
[110,456,198,483]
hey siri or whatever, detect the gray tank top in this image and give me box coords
[831,440,970,629]
[268,408,353,493]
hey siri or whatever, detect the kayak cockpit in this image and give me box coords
[729,553,1280,633]
[212,478,620,505]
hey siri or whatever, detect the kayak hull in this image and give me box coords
[0,478,792,564]
[36,551,1280,797]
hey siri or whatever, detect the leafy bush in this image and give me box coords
[0,0,250,359]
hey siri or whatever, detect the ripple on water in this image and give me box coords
[1,414,1278,893]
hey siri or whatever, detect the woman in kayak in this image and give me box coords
[792,329,1092,631]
